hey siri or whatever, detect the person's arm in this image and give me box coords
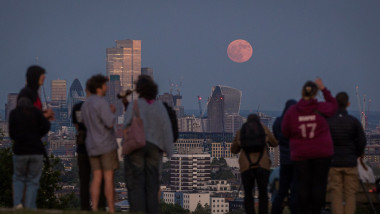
[230,130,241,154]
[99,101,116,129]
[315,78,338,117]
[39,110,51,137]
[264,125,278,147]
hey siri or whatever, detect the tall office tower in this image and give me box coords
[106,75,124,116]
[51,80,67,103]
[106,39,141,99]
[141,67,154,79]
[207,85,242,133]
[68,78,85,118]
[5,93,18,121]
[170,150,211,191]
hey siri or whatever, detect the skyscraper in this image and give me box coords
[106,75,124,116]
[141,67,154,79]
[68,78,85,118]
[106,39,141,99]
[5,93,18,121]
[207,85,242,133]
[51,80,67,102]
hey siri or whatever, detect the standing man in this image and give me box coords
[81,74,119,213]
[10,65,53,209]
[328,92,367,214]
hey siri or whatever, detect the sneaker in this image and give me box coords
[14,204,23,210]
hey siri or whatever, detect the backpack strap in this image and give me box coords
[245,147,264,168]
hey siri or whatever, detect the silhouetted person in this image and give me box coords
[81,74,118,213]
[271,99,297,214]
[231,114,278,214]
[9,97,50,209]
[123,75,173,214]
[282,78,337,214]
[327,92,366,214]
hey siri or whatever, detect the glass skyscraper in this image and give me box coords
[106,39,141,99]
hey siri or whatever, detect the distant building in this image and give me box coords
[170,152,211,191]
[106,39,141,99]
[211,197,229,214]
[224,114,243,134]
[208,180,231,192]
[158,93,184,117]
[141,67,154,79]
[174,139,204,154]
[106,75,124,116]
[51,80,67,103]
[211,142,233,158]
[207,86,242,133]
[5,93,18,121]
[161,192,210,212]
[48,137,76,160]
[67,78,85,118]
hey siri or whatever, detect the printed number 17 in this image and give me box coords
[299,123,317,138]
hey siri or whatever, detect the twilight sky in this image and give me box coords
[1,0,380,112]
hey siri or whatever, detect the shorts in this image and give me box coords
[89,150,119,171]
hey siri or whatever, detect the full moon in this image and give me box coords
[227,39,253,63]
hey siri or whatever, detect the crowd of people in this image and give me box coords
[9,65,367,214]
[233,78,367,214]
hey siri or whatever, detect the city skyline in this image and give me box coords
[1,1,380,112]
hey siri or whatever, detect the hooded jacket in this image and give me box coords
[9,98,50,155]
[272,99,297,165]
[17,66,45,110]
[282,88,338,161]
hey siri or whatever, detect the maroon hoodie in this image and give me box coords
[282,88,338,161]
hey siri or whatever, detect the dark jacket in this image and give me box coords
[272,99,297,165]
[282,88,338,161]
[9,98,50,155]
[328,109,366,167]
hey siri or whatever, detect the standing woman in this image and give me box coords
[282,78,337,214]
[123,75,173,214]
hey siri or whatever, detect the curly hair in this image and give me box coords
[135,75,158,100]
[86,74,108,94]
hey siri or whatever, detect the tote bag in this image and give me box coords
[122,101,146,155]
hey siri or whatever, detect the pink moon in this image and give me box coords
[227,39,253,63]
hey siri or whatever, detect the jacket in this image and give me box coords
[9,98,50,155]
[282,88,338,161]
[272,99,297,165]
[231,124,278,173]
[328,109,367,167]
[124,98,174,157]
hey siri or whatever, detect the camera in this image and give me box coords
[117,89,133,99]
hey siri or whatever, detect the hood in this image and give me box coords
[281,99,297,116]
[26,65,45,91]
[296,98,318,114]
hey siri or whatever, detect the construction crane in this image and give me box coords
[355,85,367,130]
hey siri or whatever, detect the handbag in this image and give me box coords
[122,101,146,155]
[357,157,376,183]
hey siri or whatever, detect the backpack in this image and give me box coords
[239,119,267,166]
[163,102,179,142]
